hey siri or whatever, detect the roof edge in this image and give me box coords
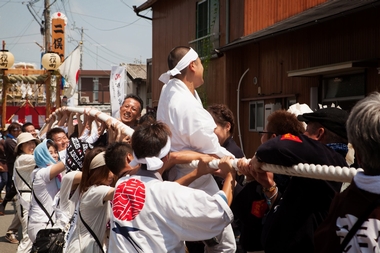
[219,0,380,52]
[134,0,158,12]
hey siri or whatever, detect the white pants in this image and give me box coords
[16,195,33,253]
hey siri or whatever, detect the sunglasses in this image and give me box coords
[258,131,275,136]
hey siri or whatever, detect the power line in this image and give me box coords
[7,18,37,51]
[9,0,150,69]
[118,0,133,10]
[25,1,43,27]
[83,46,115,70]
[83,31,134,62]
[6,41,43,45]
[2,33,40,39]
[0,0,11,8]
[73,12,143,32]
[69,11,129,23]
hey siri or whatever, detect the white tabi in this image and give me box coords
[108,171,234,253]
[157,78,236,252]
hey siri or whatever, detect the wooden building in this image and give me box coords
[135,0,380,157]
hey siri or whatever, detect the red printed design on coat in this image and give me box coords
[113,179,146,221]
[251,199,268,218]
[280,133,303,143]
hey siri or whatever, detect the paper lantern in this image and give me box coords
[41,52,61,70]
[0,50,14,69]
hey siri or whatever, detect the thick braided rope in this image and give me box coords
[42,107,358,183]
[40,106,134,138]
[188,159,360,183]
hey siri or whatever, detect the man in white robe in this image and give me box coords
[105,123,236,253]
[157,46,236,252]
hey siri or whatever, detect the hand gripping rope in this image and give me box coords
[187,159,359,183]
[40,106,134,138]
[44,107,359,183]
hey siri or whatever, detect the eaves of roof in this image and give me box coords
[219,0,380,52]
[134,0,158,12]
[125,64,147,80]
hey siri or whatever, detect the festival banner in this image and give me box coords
[58,47,80,106]
[109,65,126,118]
[51,12,67,62]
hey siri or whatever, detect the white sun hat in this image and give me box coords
[15,132,40,154]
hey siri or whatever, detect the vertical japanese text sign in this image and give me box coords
[51,12,66,63]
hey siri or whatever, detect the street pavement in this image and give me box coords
[0,193,18,253]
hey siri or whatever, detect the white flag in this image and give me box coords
[109,65,126,118]
[58,47,80,100]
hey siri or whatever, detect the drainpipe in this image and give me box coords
[237,68,249,156]
[225,0,229,44]
[133,5,152,21]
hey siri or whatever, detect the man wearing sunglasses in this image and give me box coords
[239,107,349,253]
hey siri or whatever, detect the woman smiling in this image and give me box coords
[13,133,40,252]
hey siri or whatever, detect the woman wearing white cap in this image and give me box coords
[28,139,65,243]
[65,147,115,253]
[12,132,40,252]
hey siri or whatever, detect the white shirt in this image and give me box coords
[66,185,112,253]
[29,166,59,224]
[157,78,232,195]
[14,154,35,192]
[157,78,230,156]
[57,171,81,228]
[13,153,36,210]
[59,149,67,162]
[108,173,234,253]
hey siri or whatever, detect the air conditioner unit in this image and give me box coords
[80,96,90,103]
[264,103,282,128]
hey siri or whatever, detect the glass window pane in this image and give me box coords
[197,1,208,38]
[324,73,365,99]
[249,102,256,131]
[257,102,264,129]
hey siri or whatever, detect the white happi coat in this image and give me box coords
[108,171,234,253]
[157,78,233,195]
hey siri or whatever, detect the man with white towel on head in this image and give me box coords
[157,46,236,252]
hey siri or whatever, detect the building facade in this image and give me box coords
[135,0,380,157]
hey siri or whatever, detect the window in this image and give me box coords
[190,0,219,57]
[322,72,365,111]
[78,76,110,105]
[93,78,99,102]
[249,101,264,131]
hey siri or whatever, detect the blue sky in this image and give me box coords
[0,0,152,70]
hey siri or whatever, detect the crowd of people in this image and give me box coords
[0,46,379,253]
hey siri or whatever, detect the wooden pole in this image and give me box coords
[56,73,61,108]
[45,71,51,118]
[1,70,7,130]
[44,0,50,53]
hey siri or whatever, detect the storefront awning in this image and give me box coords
[287,59,379,77]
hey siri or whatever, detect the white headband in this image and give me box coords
[129,137,171,171]
[89,151,106,170]
[158,48,199,84]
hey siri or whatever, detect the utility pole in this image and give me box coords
[44,0,50,52]
[93,44,105,70]
[44,0,51,115]
[71,24,86,70]
[80,27,84,70]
